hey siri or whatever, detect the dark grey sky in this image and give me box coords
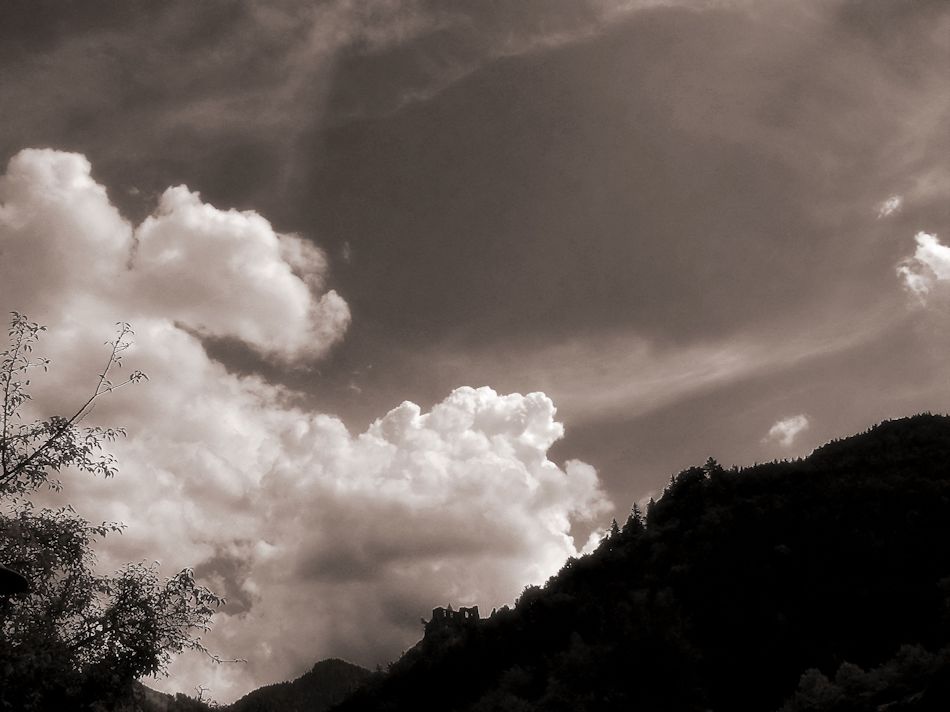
[2,0,949,700]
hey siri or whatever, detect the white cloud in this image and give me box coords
[0,148,349,363]
[876,195,903,218]
[0,149,609,702]
[763,414,810,447]
[132,185,349,362]
[897,231,950,301]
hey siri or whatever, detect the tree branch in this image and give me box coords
[0,323,144,491]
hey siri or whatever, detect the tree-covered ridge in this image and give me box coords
[227,658,373,712]
[331,414,950,712]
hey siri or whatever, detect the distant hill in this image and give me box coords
[328,414,950,712]
[115,683,214,712]
[227,658,372,712]
[123,659,372,712]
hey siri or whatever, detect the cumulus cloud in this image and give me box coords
[763,414,810,448]
[0,149,609,701]
[0,149,348,363]
[132,186,349,361]
[897,231,950,301]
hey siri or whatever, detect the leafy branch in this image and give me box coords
[0,313,147,496]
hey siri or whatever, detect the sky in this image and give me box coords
[1,0,949,703]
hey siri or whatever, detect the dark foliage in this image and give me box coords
[0,506,222,712]
[329,414,950,712]
[0,316,222,711]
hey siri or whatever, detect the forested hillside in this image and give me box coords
[124,659,372,712]
[228,659,372,712]
[330,414,950,712]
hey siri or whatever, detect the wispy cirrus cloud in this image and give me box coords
[0,0,743,154]
[423,305,898,430]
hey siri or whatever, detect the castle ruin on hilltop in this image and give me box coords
[422,604,480,637]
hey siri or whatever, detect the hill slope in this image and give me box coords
[120,659,371,712]
[330,414,950,712]
[227,658,372,712]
